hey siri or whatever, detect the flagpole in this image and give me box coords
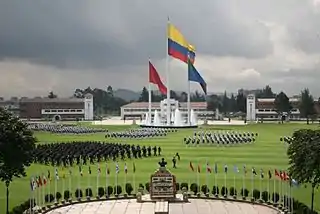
[42,177,45,208]
[187,75,191,125]
[224,172,227,190]
[69,172,71,200]
[290,183,293,213]
[115,173,118,195]
[54,175,57,203]
[279,178,282,205]
[233,173,236,194]
[62,175,65,201]
[197,162,200,193]
[133,172,136,194]
[273,176,276,202]
[106,167,109,197]
[166,16,171,125]
[97,173,99,197]
[88,169,90,189]
[29,185,32,214]
[214,168,217,190]
[267,177,270,201]
[251,172,254,199]
[243,171,245,193]
[48,177,50,204]
[259,173,262,199]
[148,81,152,125]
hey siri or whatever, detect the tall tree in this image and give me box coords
[236,92,246,112]
[0,108,36,214]
[274,91,292,122]
[299,88,315,124]
[138,87,148,102]
[257,85,275,98]
[48,91,57,99]
[229,93,237,112]
[170,90,178,100]
[106,86,114,97]
[73,88,84,98]
[206,94,222,111]
[288,129,320,212]
[180,92,187,102]
[191,91,205,102]
[222,91,229,113]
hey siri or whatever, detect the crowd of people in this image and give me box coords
[32,141,162,166]
[183,131,258,146]
[105,128,177,139]
[27,123,107,134]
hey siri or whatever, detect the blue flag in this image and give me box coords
[188,59,207,94]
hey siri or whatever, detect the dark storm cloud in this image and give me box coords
[0,0,273,70]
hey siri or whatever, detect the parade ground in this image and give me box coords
[1,123,319,213]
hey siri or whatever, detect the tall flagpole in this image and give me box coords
[166,16,171,125]
[148,59,152,125]
[148,82,152,125]
[187,77,191,125]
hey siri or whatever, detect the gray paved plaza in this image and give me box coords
[46,198,279,214]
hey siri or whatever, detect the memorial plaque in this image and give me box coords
[150,159,176,200]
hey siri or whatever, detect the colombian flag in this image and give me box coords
[168,23,195,64]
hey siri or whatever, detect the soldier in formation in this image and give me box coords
[28,123,107,134]
[183,131,258,146]
[280,136,293,144]
[105,128,177,139]
[32,141,162,166]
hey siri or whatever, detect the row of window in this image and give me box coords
[43,109,83,113]
[257,109,299,112]
[123,108,207,112]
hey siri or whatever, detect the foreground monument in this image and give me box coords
[150,158,176,200]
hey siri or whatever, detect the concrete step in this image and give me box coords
[154,201,169,214]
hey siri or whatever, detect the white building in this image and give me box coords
[120,99,213,120]
[248,96,320,120]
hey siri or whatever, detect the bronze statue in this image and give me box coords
[158,158,167,167]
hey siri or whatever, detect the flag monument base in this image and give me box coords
[140,98,199,129]
[150,159,177,201]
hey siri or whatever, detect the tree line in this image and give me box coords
[47,85,319,120]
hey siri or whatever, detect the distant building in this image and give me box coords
[247,95,320,120]
[0,94,94,121]
[120,99,213,120]
[0,97,20,117]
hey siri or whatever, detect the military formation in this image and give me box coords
[183,131,258,146]
[32,141,162,166]
[280,136,293,144]
[105,128,177,139]
[28,123,107,134]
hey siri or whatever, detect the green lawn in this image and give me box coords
[1,123,319,213]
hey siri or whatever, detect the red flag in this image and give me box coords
[280,171,284,180]
[283,172,289,181]
[42,175,47,185]
[38,176,43,186]
[206,163,212,173]
[189,161,194,171]
[197,165,201,173]
[149,61,167,95]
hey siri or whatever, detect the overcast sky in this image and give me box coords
[1,0,320,98]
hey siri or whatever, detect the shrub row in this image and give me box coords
[10,182,318,214]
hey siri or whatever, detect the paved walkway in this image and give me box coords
[46,199,279,214]
[92,118,247,126]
